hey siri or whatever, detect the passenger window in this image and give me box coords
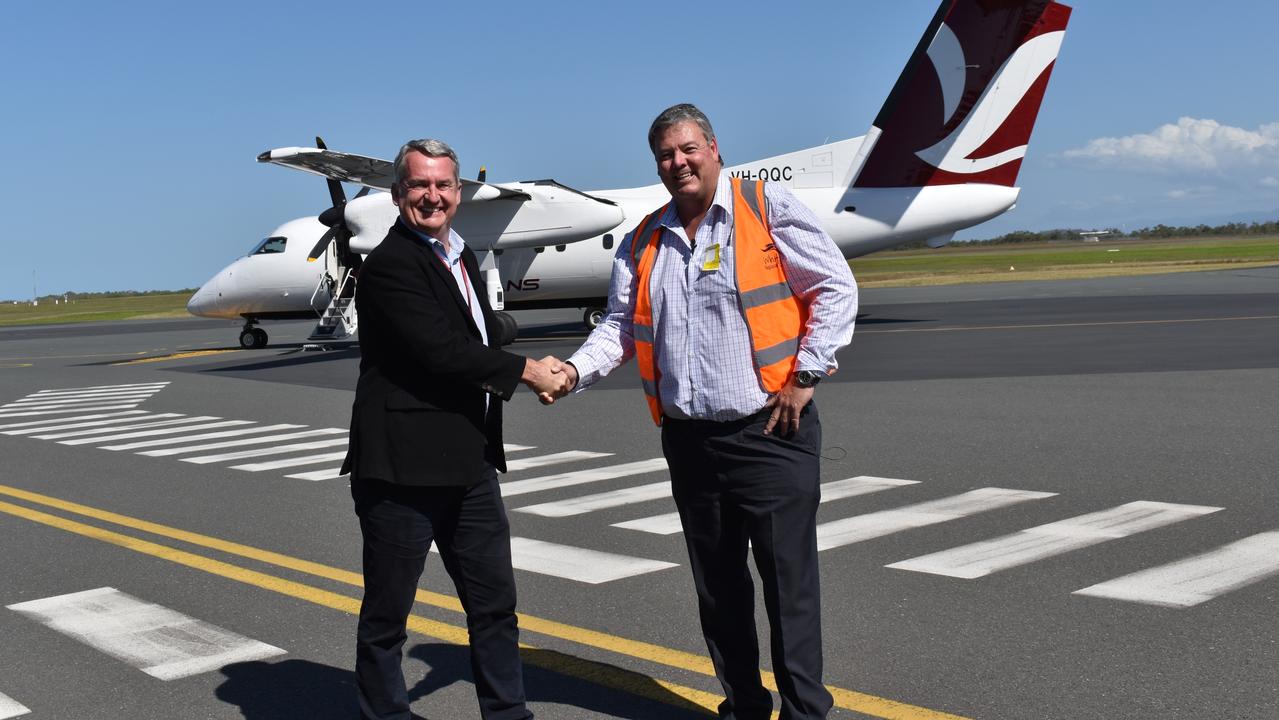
[555,245,566,252]
[250,236,287,255]
[603,234,614,250]
[534,247,544,254]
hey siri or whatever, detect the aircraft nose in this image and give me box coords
[187,276,221,317]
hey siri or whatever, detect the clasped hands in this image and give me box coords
[521,356,578,405]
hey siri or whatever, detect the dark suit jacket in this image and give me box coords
[341,220,526,486]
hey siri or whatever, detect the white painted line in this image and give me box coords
[1073,531,1279,608]
[516,481,671,518]
[231,451,349,472]
[285,467,348,481]
[500,458,669,497]
[887,501,1223,579]
[32,382,169,393]
[33,416,213,440]
[59,420,255,446]
[7,587,284,680]
[816,487,1058,551]
[507,538,677,584]
[0,404,141,418]
[182,437,349,464]
[143,428,346,457]
[8,413,181,436]
[0,411,148,432]
[503,444,535,452]
[504,450,612,472]
[614,475,920,535]
[102,424,304,451]
[4,392,159,408]
[0,691,30,718]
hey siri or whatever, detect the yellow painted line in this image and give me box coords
[861,314,1279,335]
[111,349,240,365]
[0,485,969,720]
[0,363,33,368]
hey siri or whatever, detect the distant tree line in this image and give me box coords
[890,219,1279,251]
[4,289,197,304]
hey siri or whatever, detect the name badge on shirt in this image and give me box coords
[701,243,721,272]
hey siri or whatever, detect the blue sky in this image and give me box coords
[3,1,1276,298]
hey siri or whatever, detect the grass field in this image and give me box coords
[852,235,1279,286]
[0,293,194,327]
[2,236,1277,327]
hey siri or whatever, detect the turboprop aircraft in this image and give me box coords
[188,0,1072,349]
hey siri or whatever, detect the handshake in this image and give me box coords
[521,356,578,405]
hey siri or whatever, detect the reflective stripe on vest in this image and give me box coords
[630,178,806,426]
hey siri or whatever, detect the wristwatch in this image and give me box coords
[794,370,822,388]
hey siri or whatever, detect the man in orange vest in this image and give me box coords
[552,104,858,719]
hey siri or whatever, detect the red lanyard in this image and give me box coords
[434,246,473,312]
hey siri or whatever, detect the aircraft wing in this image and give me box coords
[256,146,531,201]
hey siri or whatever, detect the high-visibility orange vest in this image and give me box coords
[630,178,807,425]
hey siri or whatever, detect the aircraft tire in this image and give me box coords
[495,311,518,347]
[583,307,606,329]
[239,328,267,349]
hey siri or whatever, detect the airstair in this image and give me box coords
[305,269,357,346]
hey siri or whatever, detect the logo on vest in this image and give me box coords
[761,242,780,270]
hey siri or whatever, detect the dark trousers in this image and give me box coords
[351,469,531,720]
[662,404,833,720]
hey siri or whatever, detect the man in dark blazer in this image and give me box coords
[342,138,564,720]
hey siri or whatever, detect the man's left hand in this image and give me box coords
[763,380,814,437]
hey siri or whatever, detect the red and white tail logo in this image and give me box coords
[853,0,1072,188]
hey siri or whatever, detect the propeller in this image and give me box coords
[477,166,487,183]
[307,136,370,263]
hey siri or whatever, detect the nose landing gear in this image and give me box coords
[239,321,268,349]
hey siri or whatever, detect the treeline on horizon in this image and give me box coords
[891,219,1279,251]
[5,288,198,304]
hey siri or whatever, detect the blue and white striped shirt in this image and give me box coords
[568,174,858,421]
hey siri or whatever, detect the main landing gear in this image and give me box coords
[583,306,606,329]
[239,321,268,349]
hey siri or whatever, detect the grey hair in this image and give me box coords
[393,138,460,186]
[647,103,717,155]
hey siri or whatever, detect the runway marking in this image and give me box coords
[859,314,1279,335]
[284,467,348,482]
[58,419,255,446]
[816,487,1058,551]
[500,458,669,497]
[615,475,921,535]
[503,450,612,472]
[0,691,30,718]
[231,451,349,472]
[138,428,345,457]
[0,485,971,720]
[516,481,671,518]
[1073,531,1279,608]
[102,424,306,451]
[5,392,159,407]
[111,349,240,365]
[508,538,677,583]
[503,444,535,452]
[0,404,144,418]
[180,437,349,464]
[32,416,215,441]
[7,587,285,680]
[887,501,1222,579]
[0,411,150,432]
[33,382,170,393]
[0,690,28,716]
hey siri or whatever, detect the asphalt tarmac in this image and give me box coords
[1,266,1276,720]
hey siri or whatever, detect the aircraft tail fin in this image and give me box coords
[851,0,1072,189]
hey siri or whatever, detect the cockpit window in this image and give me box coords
[249,236,287,255]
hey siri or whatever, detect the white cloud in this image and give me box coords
[1261,176,1279,188]
[1165,186,1216,200]
[1062,117,1279,172]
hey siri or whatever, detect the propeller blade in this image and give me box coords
[477,166,486,183]
[353,186,371,199]
[318,205,344,228]
[307,225,340,262]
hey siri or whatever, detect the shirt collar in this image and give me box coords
[405,223,466,266]
[657,172,733,229]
